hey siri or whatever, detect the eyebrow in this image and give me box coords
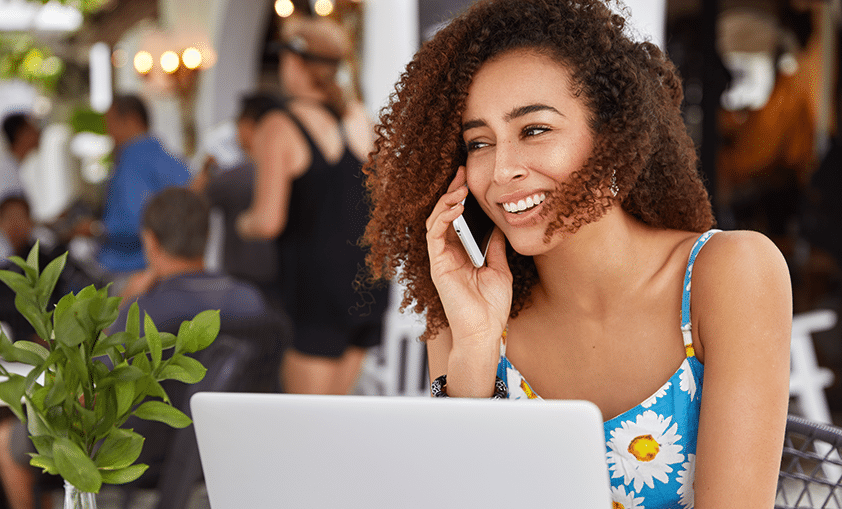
[462,103,563,132]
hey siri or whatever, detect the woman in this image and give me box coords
[362,0,791,507]
[237,17,387,395]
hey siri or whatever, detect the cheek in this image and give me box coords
[464,165,491,197]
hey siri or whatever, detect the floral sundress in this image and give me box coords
[497,229,719,509]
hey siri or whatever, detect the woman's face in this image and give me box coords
[461,48,596,256]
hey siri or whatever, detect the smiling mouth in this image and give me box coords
[502,193,547,214]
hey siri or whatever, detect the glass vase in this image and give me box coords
[63,480,97,509]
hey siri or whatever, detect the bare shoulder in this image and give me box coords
[254,110,310,176]
[690,229,792,358]
[693,229,789,284]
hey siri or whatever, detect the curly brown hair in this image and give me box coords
[362,0,715,340]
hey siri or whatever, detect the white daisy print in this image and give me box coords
[678,360,697,401]
[606,410,685,492]
[611,485,645,509]
[641,381,671,408]
[677,453,696,509]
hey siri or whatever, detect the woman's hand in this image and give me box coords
[425,167,512,395]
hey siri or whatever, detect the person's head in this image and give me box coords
[236,92,284,154]
[279,16,352,117]
[2,113,40,161]
[362,0,715,339]
[105,94,150,146]
[141,187,209,266]
[0,196,32,254]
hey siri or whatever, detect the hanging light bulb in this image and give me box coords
[182,47,203,70]
[134,51,153,74]
[314,0,334,16]
[275,0,294,17]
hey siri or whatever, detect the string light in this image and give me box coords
[160,50,180,74]
[134,51,153,74]
[314,0,334,16]
[182,47,202,70]
[274,0,294,17]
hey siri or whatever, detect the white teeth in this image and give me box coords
[503,193,546,214]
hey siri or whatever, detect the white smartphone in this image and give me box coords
[452,192,495,268]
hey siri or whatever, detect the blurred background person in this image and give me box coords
[0,113,38,208]
[191,93,283,301]
[74,94,191,293]
[236,16,388,395]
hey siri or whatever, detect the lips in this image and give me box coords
[501,192,547,214]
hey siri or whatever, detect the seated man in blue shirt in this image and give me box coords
[78,95,191,283]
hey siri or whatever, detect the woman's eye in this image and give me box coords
[465,140,489,152]
[523,126,550,137]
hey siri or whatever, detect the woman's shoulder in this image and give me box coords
[688,229,792,355]
[692,229,788,277]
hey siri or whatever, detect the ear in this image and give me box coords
[141,229,161,260]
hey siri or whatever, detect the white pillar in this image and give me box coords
[619,0,667,49]
[361,0,419,119]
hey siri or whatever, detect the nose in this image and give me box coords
[492,139,527,185]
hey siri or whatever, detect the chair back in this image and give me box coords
[153,334,258,509]
[778,415,842,508]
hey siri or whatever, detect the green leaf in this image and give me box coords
[94,428,144,470]
[125,302,140,338]
[43,369,66,408]
[7,254,37,284]
[29,453,58,475]
[14,293,49,340]
[144,313,162,370]
[53,297,90,347]
[25,394,50,437]
[53,437,102,493]
[99,463,148,485]
[0,339,47,366]
[0,270,33,296]
[158,354,206,384]
[176,310,220,354]
[0,375,26,420]
[133,401,191,428]
[29,435,54,457]
[25,243,39,275]
[109,364,145,383]
[91,332,135,357]
[35,251,66,309]
[12,340,49,362]
[62,344,89,389]
[115,381,134,416]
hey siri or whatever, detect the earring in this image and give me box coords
[610,170,619,197]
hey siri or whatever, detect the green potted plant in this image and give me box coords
[0,245,219,508]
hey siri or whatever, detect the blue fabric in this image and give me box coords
[497,229,720,509]
[98,136,190,273]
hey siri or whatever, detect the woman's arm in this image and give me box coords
[424,167,512,397]
[236,113,307,240]
[691,230,792,508]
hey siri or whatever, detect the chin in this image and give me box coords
[506,235,558,258]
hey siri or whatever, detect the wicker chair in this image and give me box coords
[778,415,842,508]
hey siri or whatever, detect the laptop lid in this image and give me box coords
[191,392,611,509]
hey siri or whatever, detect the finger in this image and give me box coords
[485,227,511,274]
[446,166,467,193]
[426,197,464,242]
[425,184,468,232]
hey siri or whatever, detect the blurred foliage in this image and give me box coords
[37,0,112,15]
[70,107,107,135]
[0,34,64,93]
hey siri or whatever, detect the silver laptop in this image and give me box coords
[191,392,611,508]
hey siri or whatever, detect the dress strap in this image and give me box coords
[680,229,721,357]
